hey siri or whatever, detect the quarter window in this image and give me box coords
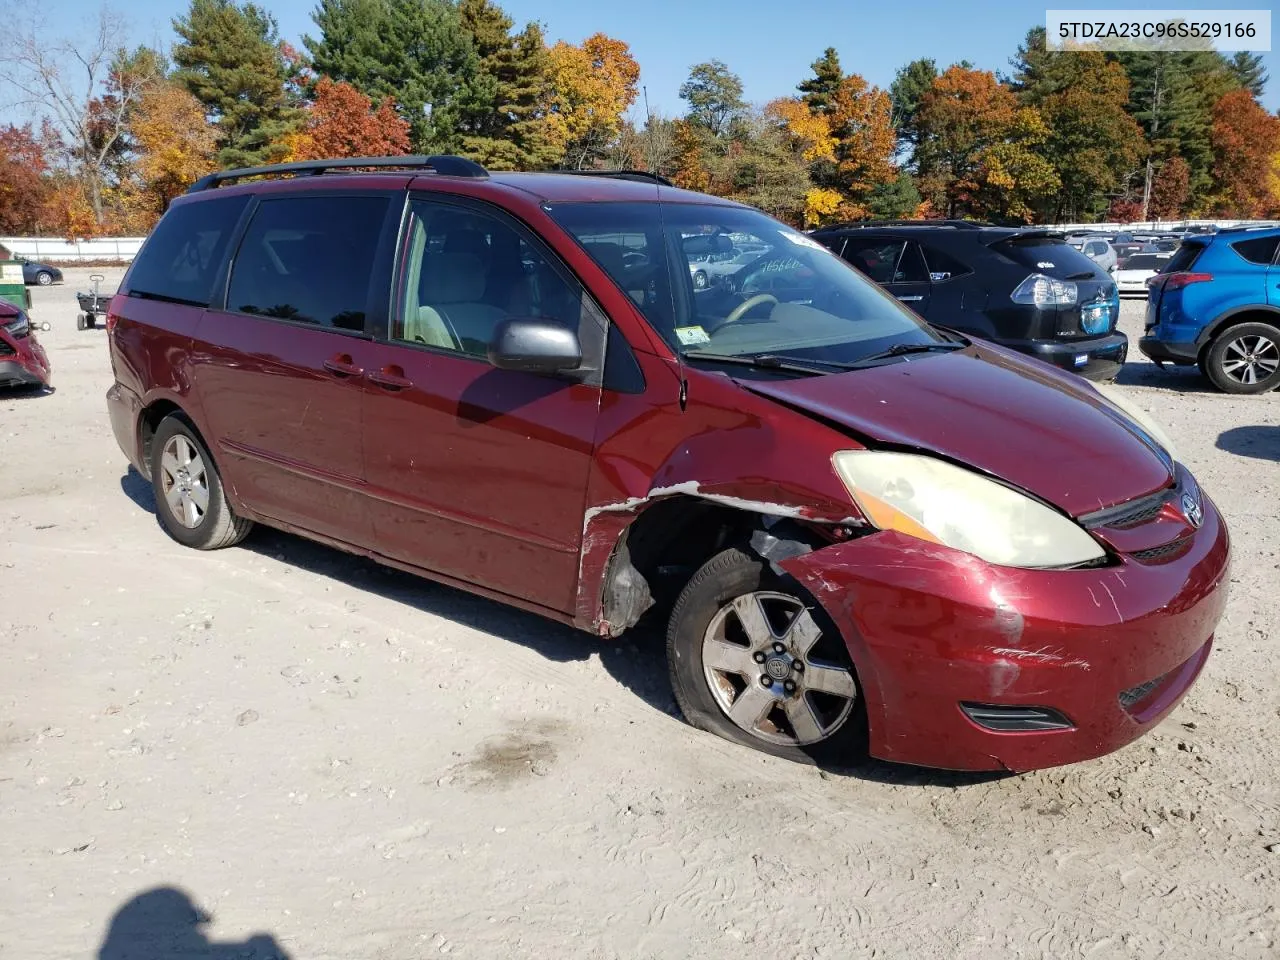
[125,195,249,306]
[227,196,389,331]
[1231,236,1280,266]
[840,240,906,284]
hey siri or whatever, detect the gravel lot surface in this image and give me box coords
[2,268,1278,959]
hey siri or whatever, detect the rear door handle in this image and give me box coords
[897,295,924,302]
[323,354,364,378]
[368,366,413,391]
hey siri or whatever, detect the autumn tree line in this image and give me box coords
[0,5,1277,238]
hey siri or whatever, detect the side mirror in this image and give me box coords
[488,318,582,375]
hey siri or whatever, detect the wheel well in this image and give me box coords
[599,496,830,636]
[137,400,190,478]
[1199,311,1280,363]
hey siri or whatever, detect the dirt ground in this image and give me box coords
[2,268,1278,959]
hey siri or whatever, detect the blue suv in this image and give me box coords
[1140,227,1280,393]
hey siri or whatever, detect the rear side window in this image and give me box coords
[994,236,1099,279]
[227,196,389,331]
[125,195,249,305]
[1162,242,1204,273]
[840,239,906,283]
[1230,236,1280,266]
[920,245,972,281]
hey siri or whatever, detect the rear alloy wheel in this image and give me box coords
[668,547,864,764]
[36,271,53,286]
[150,415,253,550]
[1204,322,1280,394]
[693,270,708,290]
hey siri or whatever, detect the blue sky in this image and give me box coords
[5,0,1278,125]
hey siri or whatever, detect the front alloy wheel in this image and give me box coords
[668,547,865,763]
[702,591,856,746]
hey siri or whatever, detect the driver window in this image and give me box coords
[395,201,584,359]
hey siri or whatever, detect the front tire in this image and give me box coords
[1203,322,1280,394]
[76,314,86,331]
[36,271,53,286]
[667,547,865,765]
[693,270,708,290]
[150,415,253,550]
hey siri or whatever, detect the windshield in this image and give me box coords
[545,202,943,365]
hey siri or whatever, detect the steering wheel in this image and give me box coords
[723,293,779,325]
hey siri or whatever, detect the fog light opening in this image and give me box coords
[960,702,1075,733]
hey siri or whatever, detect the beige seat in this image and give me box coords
[419,252,505,356]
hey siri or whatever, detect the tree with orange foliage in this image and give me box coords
[1148,156,1189,221]
[771,55,896,225]
[541,33,639,168]
[1209,89,1280,218]
[284,78,410,161]
[0,125,51,234]
[914,66,1058,222]
[129,81,219,216]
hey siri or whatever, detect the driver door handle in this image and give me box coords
[323,354,364,378]
[897,295,924,302]
[368,366,413,391]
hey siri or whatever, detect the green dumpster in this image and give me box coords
[0,259,31,311]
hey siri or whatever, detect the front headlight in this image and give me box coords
[833,451,1106,569]
[1091,383,1177,462]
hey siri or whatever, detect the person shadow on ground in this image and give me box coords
[97,887,291,960]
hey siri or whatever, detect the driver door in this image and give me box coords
[361,197,607,613]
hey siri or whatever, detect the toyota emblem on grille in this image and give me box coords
[1180,492,1204,529]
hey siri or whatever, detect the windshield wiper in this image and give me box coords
[682,351,837,376]
[845,341,967,368]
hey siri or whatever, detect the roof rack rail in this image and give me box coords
[551,169,674,187]
[187,155,489,193]
[821,218,994,230]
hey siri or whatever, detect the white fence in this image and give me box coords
[0,237,146,263]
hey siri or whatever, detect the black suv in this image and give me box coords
[809,221,1126,380]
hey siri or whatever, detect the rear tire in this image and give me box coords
[76,314,86,331]
[1203,322,1280,394]
[693,270,708,290]
[150,415,253,550]
[667,547,865,765]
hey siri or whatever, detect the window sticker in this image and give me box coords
[674,325,712,346]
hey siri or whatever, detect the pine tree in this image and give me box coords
[889,58,937,153]
[457,0,556,170]
[1227,52,1268,97]
[306,0,480,152]
[172,0,300,167]
[799,48,843,114]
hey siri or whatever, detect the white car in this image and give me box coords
[1114,252,1173,298]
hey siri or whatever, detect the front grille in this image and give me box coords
[1131,539,1190,562]
[0,339,13,356]
[1118,672,1169,710]
[1082,486,1174,529]
[1109,499,1167,529]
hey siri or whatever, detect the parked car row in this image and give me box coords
[101,156,1229,776]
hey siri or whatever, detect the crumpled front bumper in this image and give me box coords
[0,334,50,388]
[780,499,1230,772]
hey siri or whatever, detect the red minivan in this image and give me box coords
[106,157,1230,772]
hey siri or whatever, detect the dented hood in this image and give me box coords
[739,348,1173,516]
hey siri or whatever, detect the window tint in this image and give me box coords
[125,195,249,305]
[894,243,929,283]
[1121,254,1164,270]
[994,236,1099,279]
[227,196,388,331]
[920,244,972,281]
[840,239,905,283]
[1231,236,1280,266]
[1162,242,1204,273]
[395,201,584,358]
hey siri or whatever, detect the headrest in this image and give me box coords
[421,252,486,303]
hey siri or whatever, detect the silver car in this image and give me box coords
[1069,236,1118,273]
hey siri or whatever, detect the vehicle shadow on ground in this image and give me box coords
[1114,361,1214,393]
[1217,425,1280,462]
[118,467,1007,789]
[97,886,290,959]
[0,384,55,401]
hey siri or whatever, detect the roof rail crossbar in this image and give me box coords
[550,169,674,187]
[187,155,489,193]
